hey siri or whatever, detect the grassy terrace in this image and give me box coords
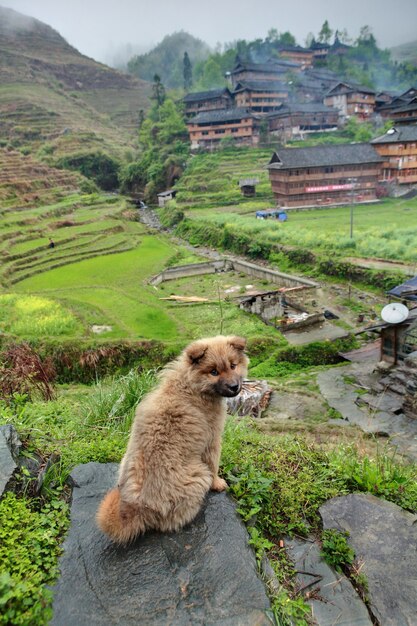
[0,190,282,343]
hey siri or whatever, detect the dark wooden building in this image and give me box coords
[228,59,301,88]
[187,108,259,150]
[277,45,314,67]
[371,125,417,185]
[233,80,289,113]
[267,143,382,208]
[324,82,376,120]
[183,88,233,118]
[267,103,338,140]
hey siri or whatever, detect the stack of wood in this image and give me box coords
[226,379,272,418]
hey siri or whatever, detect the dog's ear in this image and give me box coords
[185,341,208,364]
[228,336,246,352]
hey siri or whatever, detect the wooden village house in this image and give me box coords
[183,88,233,118]
[267,103,338,140]
[187,108,259,150]
[233,80,289,113]
[277,45,314,68]
[228,59,301,88]
[324,82,376,121]
[267,143,382,208]
[371,126,417,185]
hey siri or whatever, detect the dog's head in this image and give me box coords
[184,335,248,398]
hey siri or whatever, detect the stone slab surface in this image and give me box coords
[320,493,417,626]
[0,424,21,496]
[317,363,417,460]
[286,537,372,626]
[51,463,272,626]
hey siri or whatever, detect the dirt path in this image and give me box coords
[346,257,416,275]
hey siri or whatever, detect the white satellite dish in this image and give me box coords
[381,303,409,324]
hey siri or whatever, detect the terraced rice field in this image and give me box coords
[0,188,275,342]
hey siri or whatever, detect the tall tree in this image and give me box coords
[183,51,193,91]
[151,74,166,107]
[318,20,333,44]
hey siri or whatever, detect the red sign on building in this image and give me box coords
[305,183,354,193]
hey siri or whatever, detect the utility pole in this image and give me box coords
[349,177,357,238]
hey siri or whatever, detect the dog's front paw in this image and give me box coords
[211,476,228,492]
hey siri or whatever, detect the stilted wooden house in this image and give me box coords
[324,82,376,120]
[371,125,417,184]
[228,59,301,88]
[233,80,289,113]
[183,88,233,118]
[267,143,382,208]
[187,108,259,150]
[277,45,314,67]
[267,103,338,140]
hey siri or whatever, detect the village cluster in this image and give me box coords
[182,39,417,209]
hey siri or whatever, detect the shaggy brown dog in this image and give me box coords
[96,335,248,544]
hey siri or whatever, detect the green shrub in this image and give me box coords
[0,493,69,626]
[56,152,120,190]
[321,529,355,572]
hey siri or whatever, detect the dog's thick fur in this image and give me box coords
[96,335,248,544]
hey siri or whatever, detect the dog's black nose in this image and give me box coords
[227,383,240,394]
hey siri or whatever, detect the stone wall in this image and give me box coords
[150,257,318,290]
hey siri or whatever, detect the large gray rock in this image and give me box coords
[286,538,372,626]
[320,493,417,626]
[51,463,272,626]
[0,424,21,496]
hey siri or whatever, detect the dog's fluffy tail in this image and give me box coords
[96,488,146,544]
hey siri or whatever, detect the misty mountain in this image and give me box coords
[127,31,211,88]
[0,6,151,164]
[390,40,417,67]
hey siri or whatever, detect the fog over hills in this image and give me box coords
[0,6,151,162]
[3,0,417,64]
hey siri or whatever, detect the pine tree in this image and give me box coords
[183,51,193,91]
[318,20,333,45]
[151,74,166,107]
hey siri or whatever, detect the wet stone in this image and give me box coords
[320,493,417,626]
[286,537,372,626]
[0,424,21,496]
[51,463,272,626]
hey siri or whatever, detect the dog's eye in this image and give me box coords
[230,363,237,370]
[210,368,219,376]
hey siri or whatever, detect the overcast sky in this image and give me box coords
[3,0,417,64]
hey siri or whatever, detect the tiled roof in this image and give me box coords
[326,82,375,96]
[267,102,336,117]
[183,88,231,103]
[233,80,289,93]
[268,143,382,169]
[187,108,254,125]
[371,125,417,144]
[231,59,300,74]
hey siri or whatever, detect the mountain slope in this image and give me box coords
[0,6,151,164]
[390,40,417,66]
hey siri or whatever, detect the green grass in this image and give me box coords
[0,294,83,337]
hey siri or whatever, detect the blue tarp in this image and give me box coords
[256,210,288,221]
[387,275,417,301]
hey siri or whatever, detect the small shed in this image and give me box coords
[387,275,417,302]
[367,307,417,364]
[157,189,177,208]
[239,178,259,197]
